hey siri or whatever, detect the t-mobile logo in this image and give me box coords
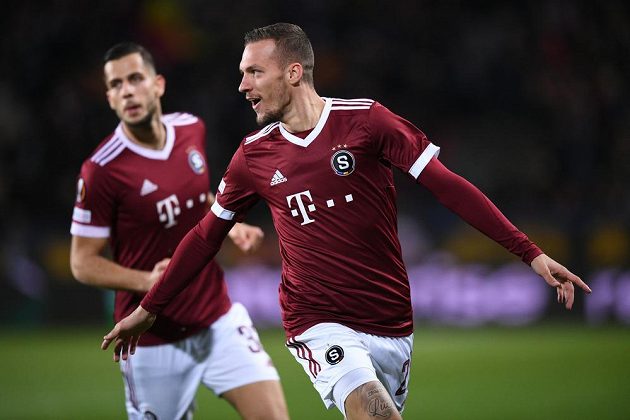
[156,194,181,228]
[286,190,316,225]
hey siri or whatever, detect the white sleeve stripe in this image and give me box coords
[408,143,440,179]
[70,223,110,238]
[211,201,235,220]
[91,137,121,163]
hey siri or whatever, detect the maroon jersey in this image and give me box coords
[212,98,440,337]
[71,112,230,345]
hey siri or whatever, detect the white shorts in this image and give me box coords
[120,303,279,420]
[286,323,413,417]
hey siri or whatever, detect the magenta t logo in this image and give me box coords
[286,190,316,225]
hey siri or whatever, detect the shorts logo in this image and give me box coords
[331,150,355,176]
[188,149,206,174]
[142,411,157,420]
[325,345,344,365]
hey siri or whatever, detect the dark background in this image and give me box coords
[1,0,628,325]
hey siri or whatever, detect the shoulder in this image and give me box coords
[330,98,377,118]
[242,121,281,146]
[328,97,376,112]
[162,112,201,127]
[87,130,126,169]
[164,112,206,143]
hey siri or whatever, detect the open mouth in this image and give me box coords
[248,97,261,110]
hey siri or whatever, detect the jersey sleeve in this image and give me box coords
[210,144,261,222]
[419,157,543,264]
[368,102,440,180]
[69,161,115,238]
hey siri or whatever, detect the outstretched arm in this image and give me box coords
[418,157,591,308]
[101,212,235,360]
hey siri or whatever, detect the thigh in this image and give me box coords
[344,379,402,420]
[221,380,288,420]
[201,303,280,396]
[363,332,414,412]
[120,341,203,420]
[286,323,379,411]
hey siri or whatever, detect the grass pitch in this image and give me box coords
[0,325,628,419]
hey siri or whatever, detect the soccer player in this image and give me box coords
[101,25,592,420]
[70,42,288,419]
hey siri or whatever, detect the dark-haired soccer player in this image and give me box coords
[103,25,591,420]
[70,42,288,419]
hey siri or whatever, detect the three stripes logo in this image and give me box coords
[270,169,288,186]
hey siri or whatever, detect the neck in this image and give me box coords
[122,114,165,150]
[281,89,325,133]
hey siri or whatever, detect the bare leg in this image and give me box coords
[221,380,289,420]
[344,381,402,420]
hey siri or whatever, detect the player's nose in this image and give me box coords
[238,75,251,93]
[121,80,134,97]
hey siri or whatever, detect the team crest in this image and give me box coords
[331,150,355,176]
[187,149,206,174]
[325,345,344,365]
[76,178,86,203]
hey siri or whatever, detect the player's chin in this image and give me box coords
[256,109,281,126]
[124,113,151,127]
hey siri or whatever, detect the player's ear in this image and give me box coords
[287,62,303,86]
[155,74,166,98]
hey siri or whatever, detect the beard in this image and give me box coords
[122,101,158,128]
[255,87,289,126]
[256,108,284,126]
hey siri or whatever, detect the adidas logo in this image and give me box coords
[270,170,288,186]
[140,179,158,196]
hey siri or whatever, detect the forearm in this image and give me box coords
[418,158,542,264]
[141,213,234,314]
[71,254,151,293]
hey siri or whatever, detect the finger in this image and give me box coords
[555,269,591,294]
[565,284,575,310]
[119,338,129,361]
[565,281,575,308]
[543,271,561,288]
[130,335,140,356]
[101,326,119,350]
[101,336,112,350]
[571,276,592,294]
[113,339,124,362]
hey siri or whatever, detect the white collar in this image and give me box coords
[278,97,332,148]
[115,117,175,160]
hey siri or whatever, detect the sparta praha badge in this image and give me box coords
[331,150,355,176]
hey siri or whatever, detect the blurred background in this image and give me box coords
[0,1,628,418]
[1,0,628,327]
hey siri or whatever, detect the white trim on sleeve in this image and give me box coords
[408,143,440,179]
[211,201,236,221]
[70,223,110,238]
